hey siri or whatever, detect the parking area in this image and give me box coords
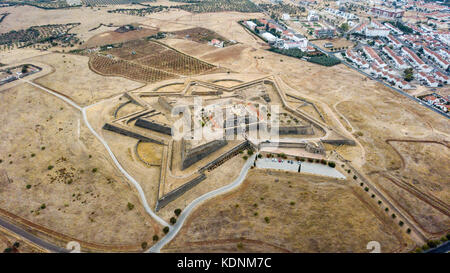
[255,157,346,179]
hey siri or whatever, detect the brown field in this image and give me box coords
[89,54,176,83]
[32,53,143,106]
[373,175,449,235]
[312,38,355,51]
[170,27,228,45]
[88,39,216,82]
[136,142,163,166]
[0,83,162,250]
[82,27,159,49]
[388,141,450,203]
[164,170,412,253]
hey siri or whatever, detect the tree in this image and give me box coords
[404,68,414,82]
[174,208,182,217]
[163,226,169,234]
[170,217,177,225]
[340,23,349,32]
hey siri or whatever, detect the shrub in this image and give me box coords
[247,150,254,156]
[174,208,182,216]
[378,200,382,205]
[170,217,177,225]
[360,183,364,186]
[364,187,369,192]
[40,204,46,209]
[427,241,437,248]
[328,161,336,168]
[407,228,411,234]
[31,153,35,157]
[440,236,447,243]
[92,168,98,173]
[264,217,270,223]
[141,242,148,249]
[399,221,404,226]
[41,146,45,150]
[290,201,295,206]
[237,242,244,249]
[153,235,159,241]
[320,159,327,165]
[391,214,396,219]
[307,158,313,162]
[421,244,430,251]
[26,185,31,189]
[353,175,357,180]
[127,202,134,210]
[243,155,248,160]
[47,165,54,170]
[163,226,169,234]
[385,207,389,212]
[257,154,262,158]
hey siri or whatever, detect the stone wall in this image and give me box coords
[322,139,356,146]
[102,123,164,144]
[199,140,251,172]
[158,96,173,113]
[278,125,314,135]
[155,174,206,211]
[181,139,228,170]
[134,118,172,135]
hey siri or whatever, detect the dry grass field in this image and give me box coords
[0,83,161,249]
[136,142,163,166]
[389,141,449,203]
[164,170,412,253]
[32,53,143,106]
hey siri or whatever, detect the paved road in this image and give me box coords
[0,217,67,253]
[148,154,257,253]
[426,241,450,253]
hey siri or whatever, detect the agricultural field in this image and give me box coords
[82,0,153,6]
[258,3,305,18]
[0,0,74,9]
[89,54,176,83]
[107,5,169,17]
[164,170,412,253]
[0,23,80,50]
[88,38,216,82]
[170,0,260,13]
[170,27,231,46]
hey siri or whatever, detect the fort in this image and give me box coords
[103,76,355,211]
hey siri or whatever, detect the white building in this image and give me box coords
[245,21,257,30]
[365,21,390,37]
[423,47,449,70]
[383,46,409,69]
[261,32,278,43]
